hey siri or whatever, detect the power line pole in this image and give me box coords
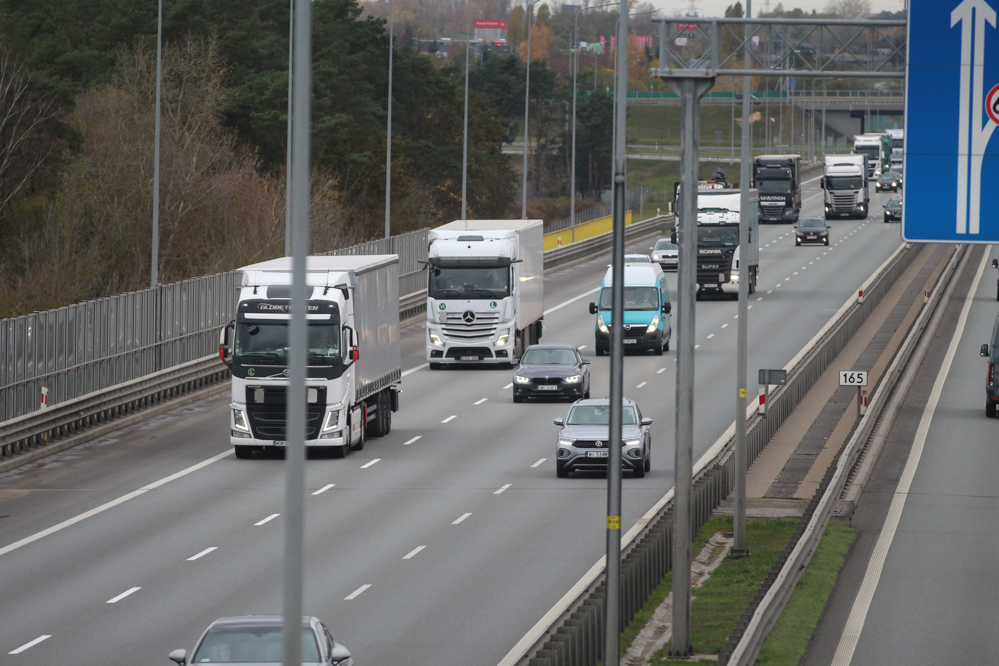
[385,0,394,238]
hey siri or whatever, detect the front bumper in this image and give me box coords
[760,207,795,223]
[796,234,828,244]
[556,446,645,475]
[595,328,663,351]
[884,211,901,221]
[875,184,898,192]
[513,381,586,400]
[655,257,678,271]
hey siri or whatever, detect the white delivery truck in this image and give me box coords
[886,128,904,171]
[852,134,883,177]
[695,189,759,299]
[426,220,544,367]
[219,255,401,459]
[821,154,869,219]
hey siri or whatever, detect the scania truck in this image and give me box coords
[695,189,759,299]
[219,255,401,459]
[821,154,869,219]
[752,154,801,224]
[425,220,544,368]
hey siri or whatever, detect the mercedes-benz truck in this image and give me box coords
[219,255,401,459]
[821,154,869,219]
[886,129,904,171]
[752,154,801,224]
[426,220,544,368]
[695,189,759,299]
[852,134,883,177]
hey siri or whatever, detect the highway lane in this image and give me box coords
[802,247,999,666]
[0,182,906,664]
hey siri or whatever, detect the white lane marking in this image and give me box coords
[442,415,457,423]
[495,484,512,494]
[344,584,371,601]
[776,283,782,288]
[721,323,728,328]
[756,297,763,301]
[8,636,51,654]
[809,261,814,265]
[106,587,141,604]
[767,290,773,294]
[830,248,991,665]
[361,459,381,469]
[695,344,701,349]
[403,546,426,560]
[657,367,667,374]
[532,458,546,467]
[544,287,601,316]
[312,484,335,495]
[402,436,422,446]
[474,398,488,405]
[636,382,647,388]
[707,334,715,339]
[504,383,513,389]
[254,513,280,526]
[452,512,472,524]
[187,547,218,561]
[0,448,233,559]
[402,363,428,377]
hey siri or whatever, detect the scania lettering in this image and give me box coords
[752,154,801,224]
[821,154,869,219]
[218,255,402,459]
[426,220,544,367]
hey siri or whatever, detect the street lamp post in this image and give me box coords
[521,0,542,219]
[461,8,472,221]
[385,0,395,239]
[571,3,616,242]
[152,0,162,288]
[611,10,657,179]
[284,0,294,257]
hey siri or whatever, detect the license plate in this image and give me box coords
[536,385,559,390]
[806,235,817,239]
[460,356,480,361]
[623,339,638,344]
[703,283,719,289]
[585,451,609,458]
[273,440,286,446]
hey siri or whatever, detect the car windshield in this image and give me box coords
[799,219,824,228]
[826,176,863,190]
[429,266,510,299]
[522,348,578,365]
[879,173,899,182]
[757,179,791,194]
[234,323,340,364]
[654,240,677,251]
[598,286,660,311]
[192,625,320,663]
[625,255,651,262]
[697,226,739,247]
[888,199,902,207]
[567,405,638,425]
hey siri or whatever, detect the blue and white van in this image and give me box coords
[588,264,672,356]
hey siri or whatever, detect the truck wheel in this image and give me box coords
[382,392,392,434]
[234,445,252,459]
[988,401,997,418]
[353,422,365,451]
[331,445,346,459]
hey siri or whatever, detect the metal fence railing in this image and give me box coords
[545,188,646,234]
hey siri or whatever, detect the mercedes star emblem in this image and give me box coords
[462,310,476,323]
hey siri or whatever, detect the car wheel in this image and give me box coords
[430,362,442,370]
[664,329,671,352]
[584,389,591,399]
[513,393,523,403]
[556,465,569,478]
[988,401,997,418]
[824,237,829,245]
[884,215,889,223]
[644,449,651,472]
[234,445,252,459]
[633,460,646,478]
[655,335,664,356]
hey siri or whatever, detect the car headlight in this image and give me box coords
[514,375,531,384]
[495,332,510,347]
[232,408,250,432]
[564,375,582,384]
[321,409,340,433]
[597,315,609,334]
[429,331,445,347]
[646,315,659,334]
[652,253,661,261]
[558,438,575,447]
[624,438,641,447]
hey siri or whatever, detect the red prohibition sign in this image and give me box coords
[987,83,999,126]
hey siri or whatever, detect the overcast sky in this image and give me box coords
[654,0,906,18]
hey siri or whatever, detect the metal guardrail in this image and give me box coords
[499,241,918,666]
[723,245,966,665]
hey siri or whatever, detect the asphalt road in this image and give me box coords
[802,245,999,666]
[0,181,906,665]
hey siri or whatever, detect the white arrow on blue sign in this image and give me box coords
[904,0,999,243]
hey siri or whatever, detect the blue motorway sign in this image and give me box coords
[904,0,999,243]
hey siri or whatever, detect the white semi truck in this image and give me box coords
[886,128,904,171]
[219,255,401,459]
[852,134,884,177]
[425,220,544,367]
[821,154,869,219]
[695,189,759,299]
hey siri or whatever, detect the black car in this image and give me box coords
[795,218,829,246]
[982,312,999,417]
[875,172,902,192]
[169,616,353,665]
[884,197,902,223]
[553,398,652,478]
[512,344,591,403]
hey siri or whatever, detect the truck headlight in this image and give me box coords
[321,409,341,433]
[624,438,641,447]
[597,315,609,334]
[429,331,445,347]
[514,375,531,384]
[564,375,582,384]
[646,315,660,334]
[232,408,250,432]
[730,271,739,282]
[495,331,510,347]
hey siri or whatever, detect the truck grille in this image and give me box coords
[831,193,857,212]
[443,311,500,341]
[445,347,495,359]
[247,404,325,439]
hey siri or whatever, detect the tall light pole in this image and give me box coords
[521,0,542,219]
[152,0,163,288]
[571,3,615,241]
[461,6,472,221]
[385,0,395,238]
[284,0,294,257]
[611,10,657,177]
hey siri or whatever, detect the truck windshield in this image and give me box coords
[697,226,739,247]
[598,287,660,311]
[855,146,879,160]
[757,180,792,194]
[826,176,863,190]
[891,138,903,148]
[234,323,340,364]
[429,266,510,299]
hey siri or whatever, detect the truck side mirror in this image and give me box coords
[668,201,673,214]
[992,258,998,269]
[589,302,598,315]
[219,321,235,368]
[670,230,677,244]
[819,177,825,189]
[982,344,990,357]
[662,302,672,314]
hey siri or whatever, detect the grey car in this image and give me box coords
[553,398,652,478]
[650,238,679,270]
[169,616,352,665]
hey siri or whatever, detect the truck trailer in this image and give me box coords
[219,255,401,459]
[425,220,544,367]
[821,154,869,219]
[752,154,801,224]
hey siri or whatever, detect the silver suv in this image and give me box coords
[553,398,652,478]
